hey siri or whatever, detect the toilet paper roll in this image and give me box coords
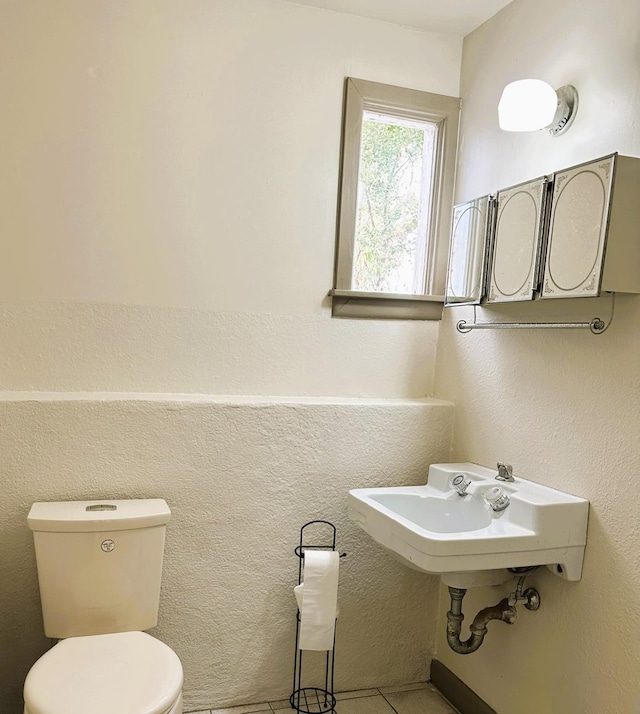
[298,550,339,651]
[294,583,340,619]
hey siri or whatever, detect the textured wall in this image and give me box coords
[0,300,438,397]
[0,1,462,710]
[0,394,453,713]
[433,0,640,712]
[0,2,462,710]
[0,0,462,396]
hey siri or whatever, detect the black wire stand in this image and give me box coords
[290,520,346,714]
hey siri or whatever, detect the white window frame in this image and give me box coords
[331,78,460,320]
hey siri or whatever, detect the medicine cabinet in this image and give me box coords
[541,154,640,297]
[445,196,493,305]
[445,153,640,306]
[487,178,547,304]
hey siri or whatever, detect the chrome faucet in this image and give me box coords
[496,462,515,482]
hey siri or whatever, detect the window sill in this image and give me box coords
[329,289,444,320]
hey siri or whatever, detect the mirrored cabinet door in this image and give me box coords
[445,196,493,305]
[541,156,614,298]
[487,178,546,303]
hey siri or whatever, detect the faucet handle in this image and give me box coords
[496,462,514,481]
[484,486,510,511]
[451,473,471,496]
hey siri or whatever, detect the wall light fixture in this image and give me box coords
[498,79,578,136]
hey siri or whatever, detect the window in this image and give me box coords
[331,78,460,320]
[353,111,437,295]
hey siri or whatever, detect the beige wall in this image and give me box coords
[0,0,462,396]
[434,0,640,712]
[0,3,463,711]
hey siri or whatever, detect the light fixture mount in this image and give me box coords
[547,85,578,136]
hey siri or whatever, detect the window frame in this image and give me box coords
[331,77,460,320]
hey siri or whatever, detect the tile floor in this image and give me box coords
[188,681,458,714]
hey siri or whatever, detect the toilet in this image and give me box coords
[24,499,183,714]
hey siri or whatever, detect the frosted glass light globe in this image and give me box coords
[498,79,558,132]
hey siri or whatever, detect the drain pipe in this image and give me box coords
[446,587,517,655]
[446,570,541,655]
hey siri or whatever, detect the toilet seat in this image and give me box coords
[24,631,183,714]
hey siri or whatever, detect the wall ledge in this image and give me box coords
[0,391,454,407]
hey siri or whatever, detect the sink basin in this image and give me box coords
[369,493,492,533]
[348,462,589,581]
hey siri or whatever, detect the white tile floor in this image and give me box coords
[187,682,457,714]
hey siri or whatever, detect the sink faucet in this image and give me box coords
[496,462,515,482]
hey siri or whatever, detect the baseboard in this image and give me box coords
[430,660,497,714]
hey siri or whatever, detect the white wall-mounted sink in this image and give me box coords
[348,462,589,581]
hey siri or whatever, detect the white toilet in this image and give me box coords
[24,499,184,714]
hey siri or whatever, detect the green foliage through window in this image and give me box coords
[352,113,436,293]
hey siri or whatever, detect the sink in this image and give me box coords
[348,462,589,581]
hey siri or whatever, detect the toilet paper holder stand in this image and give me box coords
[291,520,347,714]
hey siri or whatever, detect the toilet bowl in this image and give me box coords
[24,631,183,714]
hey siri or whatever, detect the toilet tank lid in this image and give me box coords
[28,499,171,532]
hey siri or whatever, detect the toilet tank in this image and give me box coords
[28,499,171,639]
